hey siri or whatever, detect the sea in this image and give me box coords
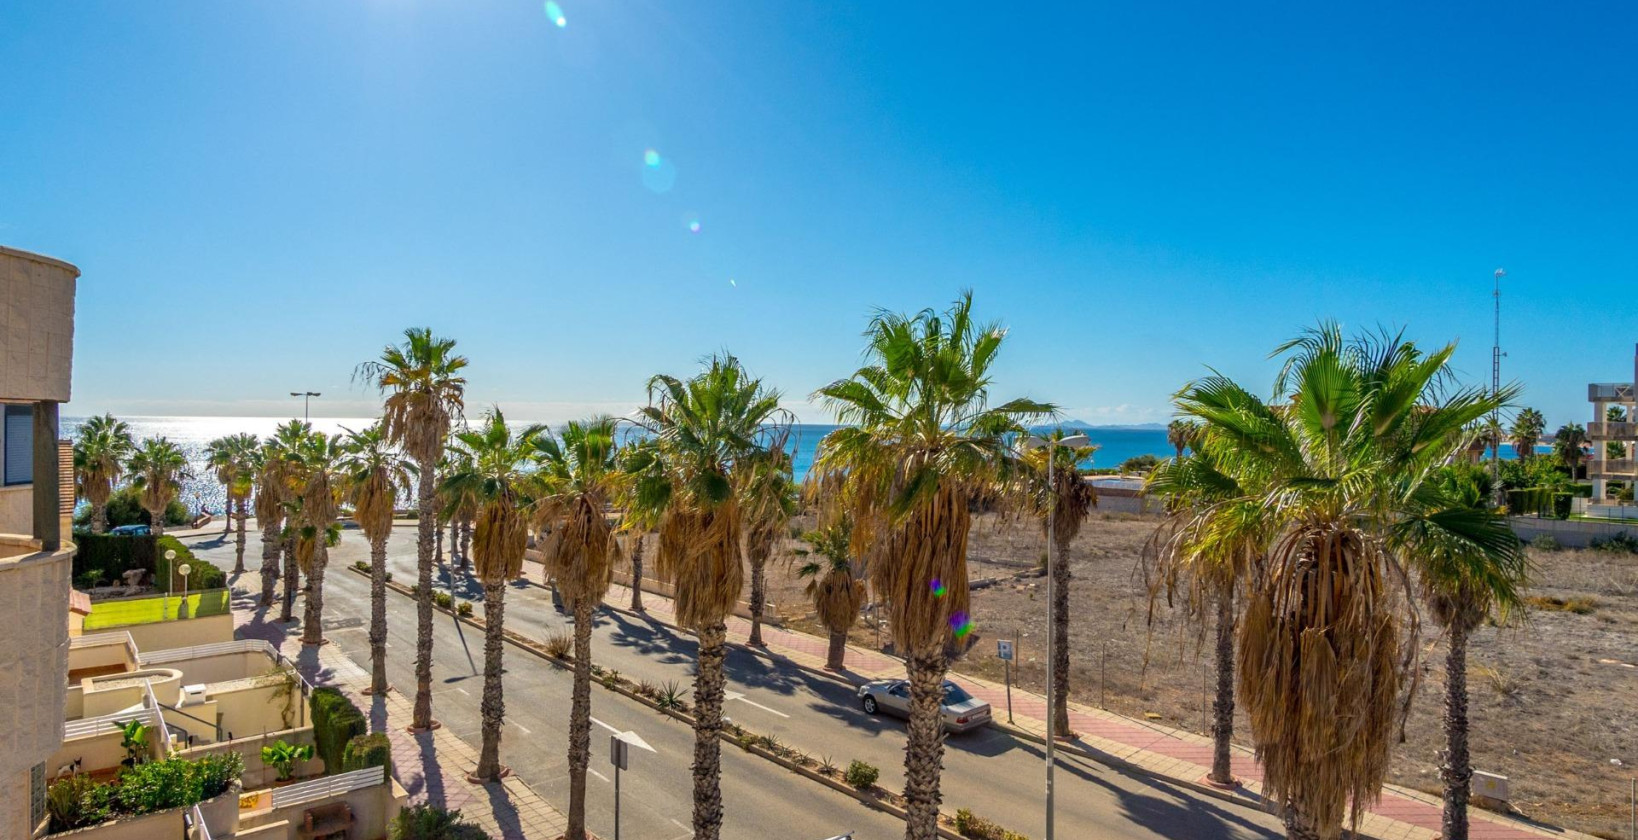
[63,416,1543,518]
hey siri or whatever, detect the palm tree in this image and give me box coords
[738,439,798,647]
[1553,423,1588,474]
[1412,468,1529,840]
[441,444,480,573]
[810,294,1052,840]
[127,438,189,537]
[531,416,626,839]
[208,433,260,573]
[1169,324,1511,839]
[360,328,468,732]
[343,424,414,695]
[628,533,647,611]
[72,414,135,535]
[1607,405,1629,460]
[1508,407,1545,460]
[629,354,790,840]
[795,517,865,671]
[442,409,540,782]
[1145,441,1260,788]
[1166,418,1199,461]
[259,421,311,619]
[1016,429,1098,735]
[293,431,345,647]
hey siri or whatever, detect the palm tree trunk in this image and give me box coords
[92,494,108,535]
[434,517,444,565]
[1050,530,1072,734]
[222,483,233,534]
[826,628,847,671]
[747,555,767,646]
[280,531,298,622]
[149,504,166,537]
[691,622,729,840]
[459,519,472,571]
[566,597,594,840]
[1283,810,1321,840]
[232,499,248,574]
[1440,620,1473,840]
[369,535,390,695]
[474,580,506,781]
[1209,588,1236,786]
[301,542,328,646]
[629,535,645,612]
[412,468,437,731]
[902,648,948,840]
[258,520,280,607]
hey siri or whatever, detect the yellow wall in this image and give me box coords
[116,612,234,652]
[212,680,306,741]
[154,649,278,686]
[69,639,136,675]
[238,778,402,840]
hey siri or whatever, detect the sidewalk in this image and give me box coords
[599,578,1590,840]
[227,582,568,840]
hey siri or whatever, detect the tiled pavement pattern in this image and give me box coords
[229,584,568,840]
[599,580,1592,840]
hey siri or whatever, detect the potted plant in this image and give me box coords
[116,719,151,768]
[261,739,314,785]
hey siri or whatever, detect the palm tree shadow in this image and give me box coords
[474,781,526,839]
[602,610,697,666]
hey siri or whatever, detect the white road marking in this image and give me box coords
[723,691,789,718]
[590,717,657,752]
[589,768,609,783]
[513,721,531,734]
[455,687,469,696]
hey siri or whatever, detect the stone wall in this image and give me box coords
[0,246,78,403]
[0,544,73,838]
[1510,516,1638,548]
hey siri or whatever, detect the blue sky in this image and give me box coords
[3,2,1634,428]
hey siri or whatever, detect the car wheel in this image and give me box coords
[862,696,879,715]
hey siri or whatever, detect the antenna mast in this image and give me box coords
[1492,268,1505,479]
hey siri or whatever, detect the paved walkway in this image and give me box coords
[601,578,1589,840]
[226,580,569,840]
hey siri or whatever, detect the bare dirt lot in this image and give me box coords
[762,511,1638,839]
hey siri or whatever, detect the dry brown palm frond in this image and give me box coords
[354,470,397,545]
[809,568,867,633]
[295,533,318,574]
[383,390,456,466]
[655,503,743,631]
[542,494,620,609]
[867,482,973,653]
[1239,523,1398,839]
[472,491,528,585]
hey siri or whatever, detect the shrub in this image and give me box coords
[1529,534,1562,552]
[309,687,368,774]
[954,807,1031,840]
[1551,493,1573,520]
[391,803,493,840]
[433,591,455,610]
[155,535,224,592]
[1591,532,1638,555]
[544,632,572,659]
[456,601,473,617]
[192,751,244,798]
[72,533,158,587]
[261,739,314,782]
[47,773,112,832]
[1119,454,1160,474]
[843,759,879,790]
[74,485,190,529]
[656,680,687,711]
[342,732,393,775]
[1526,594,1597,615]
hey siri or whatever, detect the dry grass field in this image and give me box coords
[762,510,1638,839]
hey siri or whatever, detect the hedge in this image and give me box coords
[155,536,224,592]
[71,534,222,592]
[342,732,392,776]
[310,688,368,775]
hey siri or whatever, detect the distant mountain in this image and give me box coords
[1059,421,1167,431]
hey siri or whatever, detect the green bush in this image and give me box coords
[309,687,368,775]
[390,804,492,840]
[46,754,242,834]
[46,774,113,832]
[73,533,158,588]
[342,732,393,775]
[1119,454,1160,473]
[1591,532,1638,555]
[1506,487,1556,518]
[1551,493,1573,520]
[843,759,879,790]
[155,536,224,592]
[74,486,189,529]
[1529,534,1562,552]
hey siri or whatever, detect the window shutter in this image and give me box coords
[3,405,32,486]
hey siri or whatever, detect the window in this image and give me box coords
[3,404,32,486]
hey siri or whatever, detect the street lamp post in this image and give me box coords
[290,391,321,422]
[1023,431,1090,840]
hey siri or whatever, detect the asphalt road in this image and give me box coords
[184,526,1284,840]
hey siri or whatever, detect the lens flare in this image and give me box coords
[930,578,947,598]
[544,1,567,27]
[641,151,676,193]
[643,149,662,168]
[950,611,974,639]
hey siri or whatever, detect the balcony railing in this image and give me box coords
[1587,421,1637,439]
[1589,383,1636,401]
[1588,458,1637,477]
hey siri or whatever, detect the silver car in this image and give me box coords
[857,679,992,733]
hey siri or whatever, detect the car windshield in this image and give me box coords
[942,684,973,704]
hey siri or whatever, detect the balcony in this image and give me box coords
[1589,382,1636,402]
[1588,458,1637,478]
[1587,421,1638,440]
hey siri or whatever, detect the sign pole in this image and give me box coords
[614,761,622,840]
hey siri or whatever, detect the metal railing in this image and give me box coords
[62,706,160,740]
[269,765,385,809]
[141,680,175,751]
[157,700,224,743]
[139,639,277,667]
[70,630,138,651]
[1588,421,1638,440]
[1589,383,1637,401]
[185,804,214,840]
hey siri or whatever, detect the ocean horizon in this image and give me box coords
[63,415,1544,518]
